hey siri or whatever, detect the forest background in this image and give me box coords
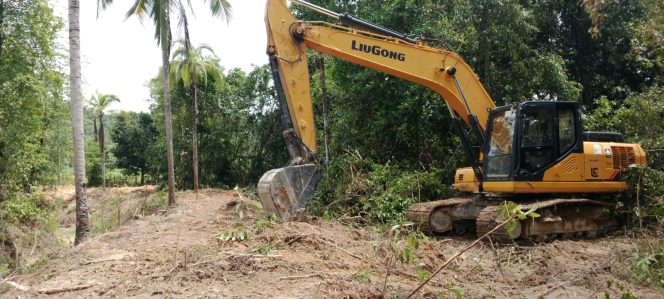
[1,0,663,239]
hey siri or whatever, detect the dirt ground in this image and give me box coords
[1,188,662,298]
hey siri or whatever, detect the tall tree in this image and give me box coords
[98,0,232,205]
[111,112,157,185]
[170,41,223,193]
[68,0,90,245]
[89,92,120,188]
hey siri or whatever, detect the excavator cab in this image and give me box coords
[483,102,583,183]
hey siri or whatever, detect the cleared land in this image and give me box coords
[1,187,662,298]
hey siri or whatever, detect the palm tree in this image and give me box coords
[68,0,90,245]
[170,41,223,193]
[97,0,232,206]
[90,92,120,188]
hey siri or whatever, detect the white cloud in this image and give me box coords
[53,0,268,112]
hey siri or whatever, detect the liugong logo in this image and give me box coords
[351,40,405,62]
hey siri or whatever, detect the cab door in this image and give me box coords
[516,103,555,180]
[515,102,583,181]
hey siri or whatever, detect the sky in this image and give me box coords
[53,0,269,112]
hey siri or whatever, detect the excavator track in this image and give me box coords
[406,197,487,234]
[476,198,619,242]
[409,197,619,242]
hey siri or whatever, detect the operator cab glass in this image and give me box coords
[482,102,583,182]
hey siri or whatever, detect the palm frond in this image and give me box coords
[205,0,232,23]
[97,0,114,18]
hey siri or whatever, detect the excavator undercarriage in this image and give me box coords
[407,197,618,241]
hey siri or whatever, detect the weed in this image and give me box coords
[250,243,276,255]
[626,239,664,288]
[141,189,167,214]
[351,267,373,281]
[447,283,464,299]
[0,263,10,277]
[254,214,279,234]
[215,223,251,242]
[415,266,431,282]
[235,201,246,219]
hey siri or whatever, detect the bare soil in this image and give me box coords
[1,188,662,298]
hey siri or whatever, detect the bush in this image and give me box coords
[312,152,456,223]
[619,166,664,226]
[0,192,54,225]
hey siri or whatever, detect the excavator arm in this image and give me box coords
[259,0,496,219]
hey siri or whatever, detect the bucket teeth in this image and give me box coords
[257,164,321,220]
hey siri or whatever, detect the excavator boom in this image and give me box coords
[260,0,496,219]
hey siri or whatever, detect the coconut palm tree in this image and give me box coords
[68,0,90,245]
[90,92,120,188]
[97,0,232,206]
[170,41,223,193]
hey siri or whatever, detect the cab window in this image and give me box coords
[558,108,576,155]
[485,110,516,178]
[520,109,553,172]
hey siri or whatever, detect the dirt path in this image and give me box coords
[2,188,662,298]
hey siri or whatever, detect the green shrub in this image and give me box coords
[0,192,54,225]
[619,166,664,226]
[627,239,664,288]
[313,152,456,223]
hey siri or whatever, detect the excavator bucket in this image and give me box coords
[257,164,321,220]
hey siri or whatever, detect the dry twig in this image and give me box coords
[315,236,364,261]
[407,219,511,298]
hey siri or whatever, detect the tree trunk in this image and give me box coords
[140,169,144,185]
[318,57,331,163]
[192,86,199,193]
[161,16,176,206]
[93,116,98,142]
[99,114,105,188]
[68,0,89,245]
[0,0,5,60]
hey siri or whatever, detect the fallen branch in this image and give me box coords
[406,219,511,298]
[278,273,324,280]
[315,236,364,261]
[4,281,30,292]
[38,284,94,295]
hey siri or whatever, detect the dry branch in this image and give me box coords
[407,219,511,298]
[315,236,364,261]
[278,273,324,280]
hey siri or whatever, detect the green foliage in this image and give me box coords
[614,86,664,170]
[110,112,158,183]
[415,267,431,282]
[313,152,456,223]
[85,139,103,186]
[141,190,168,214]
[0,0,68,198]
[215,223,251,242]
[388,222,425,264]
[620,166,664,226]
[0,192,54,226]
[627,239,664,288]
[250,243,276,255]
[498,201,540,238]
[351,267,373,282]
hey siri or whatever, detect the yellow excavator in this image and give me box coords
[258,0,647,240]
